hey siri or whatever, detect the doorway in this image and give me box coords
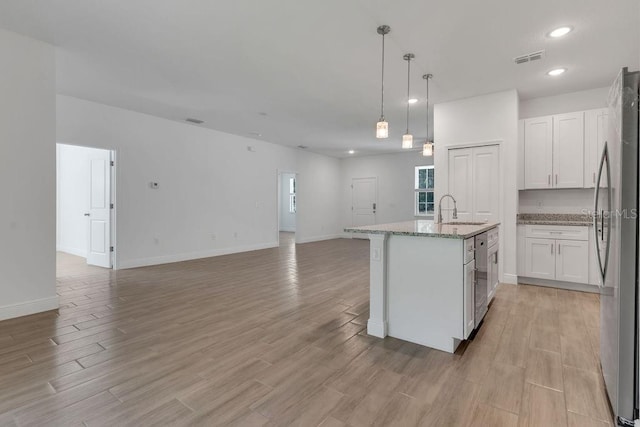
[56,143,115,272]
[278,171,297,247]
[351,177,377,239]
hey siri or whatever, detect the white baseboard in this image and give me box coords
[502,273,518,285]
[0,296,59,322]
[367,319,388,338]
[279,227,296,232]
[57,246,87,258]
[517,276,599,293]
[296,233,345,244]
[117,242,279,270]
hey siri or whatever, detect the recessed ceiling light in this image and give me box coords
[348,150,355,154]
[547,68,567,76]
[408,98,418,104]
[548,26,573,38]
[249,131,262,137]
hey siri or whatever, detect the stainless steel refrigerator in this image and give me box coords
[594,67,639,426]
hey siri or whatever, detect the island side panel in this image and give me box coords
[387,235,464,353]
[367,233,388,338]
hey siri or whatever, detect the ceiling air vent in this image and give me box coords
[297,145,308,149]
[185,118,204,124]
[514,50,545,65]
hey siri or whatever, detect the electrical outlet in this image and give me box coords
[211,234,217,241]
[233,232,238,239]
[153,237,160,245]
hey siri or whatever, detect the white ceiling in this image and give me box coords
[0,0,637,157]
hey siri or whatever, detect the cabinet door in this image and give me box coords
[553,112,585,188]
[584,109,608,188]
[524,238,556,279]
[524,116,553,189]
[473,145,500,223]
[463,260,475,339]
[448,148,473,222]
[556,240,590,284]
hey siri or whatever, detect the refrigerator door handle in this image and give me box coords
[593,142,611,285]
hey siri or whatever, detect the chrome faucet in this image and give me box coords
[437,194,458,224]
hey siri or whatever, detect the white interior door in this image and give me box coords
[87,152,112,267]
[472,145,500,223]
[352,177,377,227]
[447,148,473,222]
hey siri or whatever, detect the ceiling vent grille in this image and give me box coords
[185,118,204,124]
[514,50,545,65]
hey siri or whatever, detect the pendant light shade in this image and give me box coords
[376,25,391,139]
[422,74,434,157]
[402,53,415,149]
[402,134,413,149]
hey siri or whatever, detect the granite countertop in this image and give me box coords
[344,220,499,240]
[517,213,593,226]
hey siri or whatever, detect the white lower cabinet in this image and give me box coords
[521,225,591,285]
[525,238,556,280]
[463,259,475,339]
[555,240,589,283]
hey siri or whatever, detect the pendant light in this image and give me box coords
[376,25,391,139]
[402,53,415,149]
[422,74,434,156]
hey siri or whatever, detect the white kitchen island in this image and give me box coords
[345,220,499,353]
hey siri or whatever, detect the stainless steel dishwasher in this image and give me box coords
[474,232,489,328]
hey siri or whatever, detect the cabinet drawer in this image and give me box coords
[525,225,588,241]
[487,228,499,248]
[464,238,475,264]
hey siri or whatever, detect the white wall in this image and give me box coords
[0,29,57,320]
[519,189,593,214]
[340,151,434,230]
[56,95,342,268]
[434,90,519,284]
[279,172,296,232]
[295,150,342,243]
[519,87,608,119]
[56,144,112,258]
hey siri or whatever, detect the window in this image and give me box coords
[288,177,296,213]
[415,166,434,216]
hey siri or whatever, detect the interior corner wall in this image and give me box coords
[434,90,519,284]
[339,151,435,232]
[56,95,342,268]
[0,29,57,320]
[295,150,342,243]
[519,86,609,119]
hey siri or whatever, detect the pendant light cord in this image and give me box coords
[381,33,385,119]
[426,75,430,140]
[406,57,411,134]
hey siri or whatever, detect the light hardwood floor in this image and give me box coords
[0,234,612,426]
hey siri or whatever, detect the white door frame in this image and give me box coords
[277,169,298,246]
[56,143,117,270]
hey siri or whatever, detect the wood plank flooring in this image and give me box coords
[0,232,613,426]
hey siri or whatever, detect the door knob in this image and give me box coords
[84,213,90,217]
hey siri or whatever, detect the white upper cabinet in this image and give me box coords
[553,112,584,188]
[584,108,608,188]
[524,116,553,189]
[522,110,592,190]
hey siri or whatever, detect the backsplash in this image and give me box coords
[519,188,594,214]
